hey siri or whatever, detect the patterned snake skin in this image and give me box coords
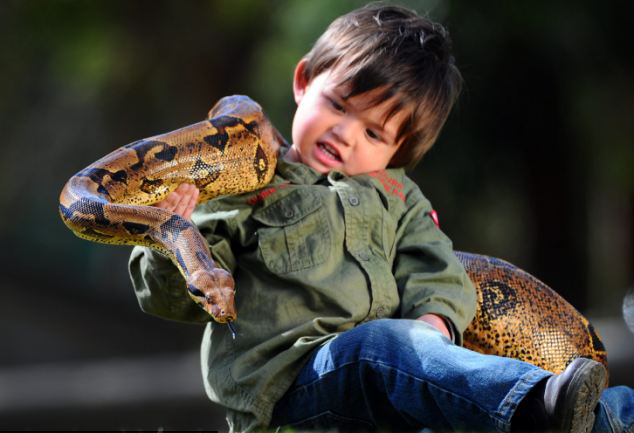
[59,95,608,376]
[458,252,607,376]
[59,96,283,325]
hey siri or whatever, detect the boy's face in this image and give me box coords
[289,60,409,176]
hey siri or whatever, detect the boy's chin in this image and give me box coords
[308,157,346,175]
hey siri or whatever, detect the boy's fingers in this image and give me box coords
[183,188,200,219]
[175,183,191,195]
[154,185,184,211]
[155,191,178,211]
[182,187,200,220]
[172,184,200,219]
[173,192,191,217]
[152,184,199,220]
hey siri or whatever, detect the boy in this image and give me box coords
[129,4,611,432]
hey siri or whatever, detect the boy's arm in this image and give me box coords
[129,245,211,323]
[393,186,476,345]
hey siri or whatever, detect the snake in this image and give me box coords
[458,252,607,377]
[59,95,608,377]
[59,95,282,329]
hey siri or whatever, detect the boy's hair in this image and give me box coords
[301,4,462,169]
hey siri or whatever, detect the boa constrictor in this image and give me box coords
[59,95,608,377]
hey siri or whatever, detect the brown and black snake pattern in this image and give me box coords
[59,95,282,324]
[59,95,608,377]
[458,252,608,378]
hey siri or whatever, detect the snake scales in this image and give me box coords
[59,95,608,377]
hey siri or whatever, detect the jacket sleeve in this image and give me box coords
[128,203,238,324]
[393,184,476,345]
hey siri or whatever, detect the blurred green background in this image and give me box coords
[1,0,632,430]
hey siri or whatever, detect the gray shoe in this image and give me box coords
[544,357,607,433]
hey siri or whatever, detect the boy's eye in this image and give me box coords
[328,97,345,112]
[366,129,382,141]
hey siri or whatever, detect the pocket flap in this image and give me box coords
[252,189,322,226]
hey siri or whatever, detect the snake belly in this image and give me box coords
[458,251,609,379]
[59,95,282,323]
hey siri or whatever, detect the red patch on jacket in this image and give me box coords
[429,209,440,227]
[368,170,405,202]
[247,183,288,205]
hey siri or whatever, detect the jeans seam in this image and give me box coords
[603,398,634,433]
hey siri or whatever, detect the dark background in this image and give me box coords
[1,0,632,430]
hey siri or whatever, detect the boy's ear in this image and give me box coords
[293,59,309,104]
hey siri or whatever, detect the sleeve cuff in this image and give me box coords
[442,316,458,344]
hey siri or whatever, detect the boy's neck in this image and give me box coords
[284,146,302,164]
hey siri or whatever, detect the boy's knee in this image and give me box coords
[338,318,447,360]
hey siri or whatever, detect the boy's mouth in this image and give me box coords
[317,141,342,162]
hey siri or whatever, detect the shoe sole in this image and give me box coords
[560,359,607,433]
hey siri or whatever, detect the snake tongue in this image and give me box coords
[227,321,237,339]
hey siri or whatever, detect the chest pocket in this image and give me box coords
[252,189,331,274]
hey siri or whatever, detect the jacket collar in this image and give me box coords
[276,145,406,195]
[276,145,325,185]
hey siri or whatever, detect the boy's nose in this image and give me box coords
[332,117,358,147]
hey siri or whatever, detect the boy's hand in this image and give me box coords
[417,313,451,339]
[154,183,200,221]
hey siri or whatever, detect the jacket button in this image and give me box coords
[284,209,294,218]
[349,196,360,206]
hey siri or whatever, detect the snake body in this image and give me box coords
[59,95,608,375]
[59,95,282,323]
[458,252,608,376]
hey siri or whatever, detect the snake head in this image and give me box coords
[187,268,236,323]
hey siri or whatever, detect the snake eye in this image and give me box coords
[187,285,206,300]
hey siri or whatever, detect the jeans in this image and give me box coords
[593,387,634,433]
[270,319,633,433]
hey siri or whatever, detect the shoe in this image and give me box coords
[544,357,607,433]
[513,357,607,433]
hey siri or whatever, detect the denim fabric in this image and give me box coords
[270,319,552,432]
[593,386,634,433]
[271,319,634,432]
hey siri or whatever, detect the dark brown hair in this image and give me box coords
[301,3,462,169]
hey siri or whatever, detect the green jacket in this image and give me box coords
[128,152,476,432]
